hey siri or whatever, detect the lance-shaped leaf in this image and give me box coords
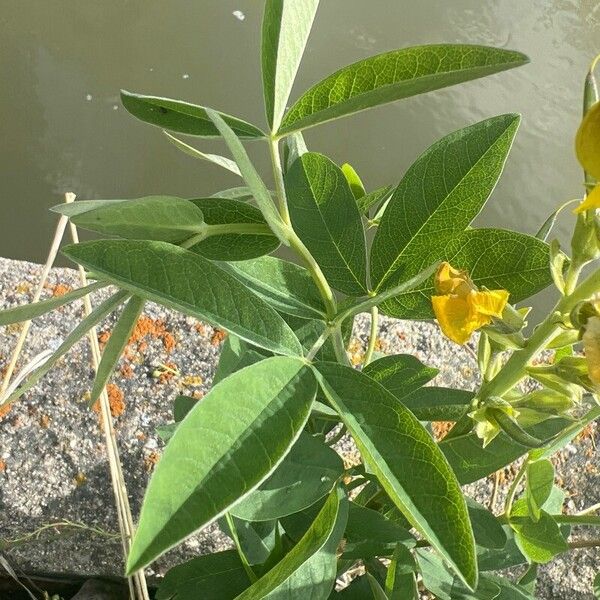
[4,291,128,404]
[62,240,302,356]
[401,387,474,422]
[220,256,326,320]
[371,114,520,293]
[465,498,506,550]
[56,196,206,244]
[234,487,348,600]
[163,131,242,176]
[385,544,419,599]
[315,363,477,589]
[157,550,250,600]
[278,45,528,134]
[0,281,105,326]
[89,296,145,405]
[378,228,553,319]
[188,198,279,261]
[121,90,265,138]
[286,152,368,295]
[440,417,571,484]
[262,0,320,131]
[231,432,343,521]
[362,354,439,400]
[526,459,554,521]
[126,357,316,573]
[356,184,394,215]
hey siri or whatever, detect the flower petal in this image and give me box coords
[573,184,600,214]
[432,295,477,344]
[576,100,600,180]
[583,316,600,385]
[469,290,509,318]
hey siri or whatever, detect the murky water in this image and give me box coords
[1,0,599,313]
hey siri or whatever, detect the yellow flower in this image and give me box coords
[576,100,600,181]
[573,184,600,214]
[582,315,600,385]
[431,262,509,345]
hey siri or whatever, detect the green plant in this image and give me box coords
[3,2,600,598]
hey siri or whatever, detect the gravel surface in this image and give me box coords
[0,257,598,599]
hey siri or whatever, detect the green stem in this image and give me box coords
[225,512,257,583]
[363,306,379,366]
[180,223,272,250]
[553,515,600,526]
[331,325,351,366]
[268,136,291,226]
[504,458,528,517]
[306,326,333,361]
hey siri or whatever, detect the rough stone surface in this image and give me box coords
[0,257,598,599]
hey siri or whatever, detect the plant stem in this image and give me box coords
[331,325,351,366]
[504,458,528,517]
[306,326,333,361]
[225,512,257,583]
[268,136,291,226]
[553,514,600,526]
[180,223,272,250]
[568,538,600,548]
[363,306,379,366]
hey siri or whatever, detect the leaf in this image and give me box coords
[465,498,507,550]
[163,131,241,176]
[212,335,264,386]
[283,132,308,173]
[235,487,348,600]
[0,281,105,326]
[341,163,366,200]
[594,572,600,598]
[156,550,250,600]
[62,240,302,356]
[5,290,128,404]
[121,90,265,138]
[366,573,389,600]
[64,196,206,243]
[476,525,527,572]
[286,152,368,295]
[343,503,415,560]
[230,432,344,521]
[526,459,554,521]
[126,357,317,573]
[485,574,534,600]
[206,109,289,243]
[211,187,255,201]
[221,517,278,566]
[89,295,145,405]
[370,114,520,293]
[385,544,418,599]
[220,255,327,319]
[510,501,568,564]
[378,229,554,319]
[315,363,477,589]
[261,0,320,131]
[362,354,439,401]
[356,185,394,215]
[440,417,571,484]
[188,198,279,261]
[278,45,528,134]
[401,387,475,422]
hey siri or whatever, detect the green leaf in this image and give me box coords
[283,132,308,173]
[163,131,242,176]
[343,503,415,560]
[370,114,520,293]
[594,572,600,598]
[526,459,554,521]
[279,45,528,134]
[286,152,368,295]
[465,498,507,550]
[362,354,439,400]
[485,574,534,600]
[0,281,105,326]
[385,544,418,599]
[206,109,289,244]
[89,295,145,405]
[62,240,302,356]
[230,432,344,521]
[440,417,570,484]
[341,163,366,200]
[357,185,393,215]
[211,187,255,201]
[188,198,279,261]
[315,363,477,589]
[476,525,527,572]
[51,199,124,217]
[220,256,327,319]
[235,487,348,600]
[212,335,264,386]
[221,517,278,566]
[5,290,128,404]
[121,90,265,138]
[510,501,568,564]
[401,387,475,422]
[261,0,320,131]
[126,357,316,573]
[366,573,389,600]
[378,229,554,319]
[156,550,250,600]
[64,196,206,243]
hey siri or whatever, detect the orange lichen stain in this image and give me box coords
[374,338,387,352]
[194,322,209,336]
[210,329,227,346]
[157,362,179,384]
[39,414,51,429]
[74,472,87,486]
[0,459,5,472]
[0,404,12,421]
[51,284,72,297]
[136,432,147,442]
[181,375,203,387]
[191,390,204,400]
[431,421,453,441]
[144,451,161,472]
[120,364,134,379]
[576,422,595,442]
[97,330,111,351]
[162,332,176,353]
[92,383,125,418]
